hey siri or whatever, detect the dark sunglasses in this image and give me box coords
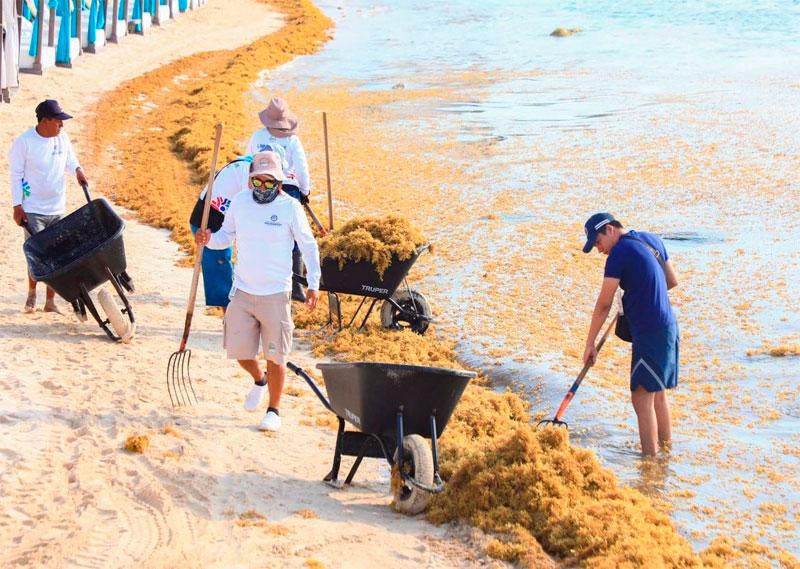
[252,178,277,189]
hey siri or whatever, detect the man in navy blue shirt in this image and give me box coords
[581,213,679,456]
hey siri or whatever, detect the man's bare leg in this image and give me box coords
[654,390,672,445]
[25,272,37,313]
[238,358,264,382]
[265,360,285,410]
[631,386,658,456]
[43,286,61,314]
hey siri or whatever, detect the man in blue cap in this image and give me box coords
[581,212,679,456]
[8,99,89,313]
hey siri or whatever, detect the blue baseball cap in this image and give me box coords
[582,212,615,253]
[35,99,72,121]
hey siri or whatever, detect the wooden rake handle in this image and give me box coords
[551,311,619,424]
[179,122,224,351]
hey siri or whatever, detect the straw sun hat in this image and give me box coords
[258,97,298,138]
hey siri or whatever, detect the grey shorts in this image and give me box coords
[23,212,63,239]
[223,289,294,365]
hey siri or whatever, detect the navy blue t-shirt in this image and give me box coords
[604,230,676,336]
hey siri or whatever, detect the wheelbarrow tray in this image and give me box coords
[23,198,127,302]
[316,361,474,437]
[319,245,427,299]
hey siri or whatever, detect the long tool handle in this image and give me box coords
[322,112,334,231]
[179,122,223,351]
[552,311,619,423]
[303,202,327,236]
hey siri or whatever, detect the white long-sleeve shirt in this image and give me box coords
[8,127,81,215]
[245,130,310,195]
[207,191,321,296]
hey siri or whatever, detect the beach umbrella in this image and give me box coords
[1,0,22,100]
[27,11,36,57]
[55,0,72,64]
[96,0,104,28]
[131,0,141,32]
[87,0,98,45]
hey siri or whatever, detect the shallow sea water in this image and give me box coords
[261,0,800,560]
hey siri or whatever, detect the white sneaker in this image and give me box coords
[258,411,282,432]
[244,382,267,412]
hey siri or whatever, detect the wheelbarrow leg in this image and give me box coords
[345,296,369,329]
[323,417,346,486]
[429,414,444,489]
[356,298,380,332]
[327,292,342,332]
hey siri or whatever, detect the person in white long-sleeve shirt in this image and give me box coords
[8,99,89,314]
[187,147,290,311]
[246,97,311,303]
[195,151,320,432]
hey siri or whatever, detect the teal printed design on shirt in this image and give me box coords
[22,179,31,198]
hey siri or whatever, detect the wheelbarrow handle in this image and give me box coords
[287,361,335,414]
[80,182,91,203]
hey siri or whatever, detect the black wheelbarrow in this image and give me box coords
[294,245,432,334]
[287,360,474,515]
[22,184,136,342]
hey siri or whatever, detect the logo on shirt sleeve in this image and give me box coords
[211,196,231,213]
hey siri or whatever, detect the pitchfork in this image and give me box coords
[167,122,223,407]
[537,312,619,429]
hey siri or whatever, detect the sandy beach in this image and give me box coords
[0,2,509,567]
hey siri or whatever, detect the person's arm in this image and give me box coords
[290,202,320,310]
[196,203,236,249]
[583,277,619,365]
[664,260,678,290]
[63,133,87,186]
[291,137,310,195]
[8,136,26,210]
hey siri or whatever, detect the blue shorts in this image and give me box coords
[630,323,679,392]
[190,224,233,308]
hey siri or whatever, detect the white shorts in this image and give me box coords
[223,290,294,365]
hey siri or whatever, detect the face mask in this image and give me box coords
[252,186,279,204]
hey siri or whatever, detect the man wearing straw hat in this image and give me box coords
[246,97,311,303]
[195,151,320,432]
[8,99,90,314]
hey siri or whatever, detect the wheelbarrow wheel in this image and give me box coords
[380,289,431,335]
[97,289,132,342]
[392,434,434,515]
